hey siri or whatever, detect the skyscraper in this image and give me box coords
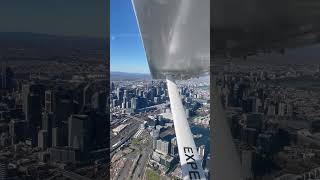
[1,60,6,89]
[38,130,48,150]
[22,84,30,119]
[171,137,178,156]
[152,129,160,149]
[198,145,205,160]
[0,156,8,180]
[68,114,89,152]
[27,92,42,146]
[45,90,55,113]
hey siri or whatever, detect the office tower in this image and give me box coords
[42,112,53,147]
[27,93,42,146]
[45,90,55,113]
[156,87,160,96]
[198,145,205,159]
[68,115,89,152]
[123,90,127,98]
[171,137,178,156]
[89,112,108,150]
[122,97,127,105]
[61,121,69,146]
[116,87,123,100]
[126,101,130,109]
[8,119,26,144]
[116,87,120,98]
[278,102,286,116]
[245,113,263,131]
[52,127,61,147]
[42,112,53,131]
[0,156,8,180]
[241,149,253,180]
[131,97,137,110]
[152,129,160,149]
[38,130,48,150]
[55,99,73,127]
[241,127,257,146]
[111,82,115,91]
[112,99,117,108]
[1,60,6,89]
[156,139,170,155]
[83,83,96,109]
[22,84,30,119]
[91,91,106,112]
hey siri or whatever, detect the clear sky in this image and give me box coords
[110,0,149,74]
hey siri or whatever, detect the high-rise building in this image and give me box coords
[38,130,48,150]
[54,98,73,128]
[198,145,205,159]
[111,82,115,91]
[45,90,55,113]
[156,139,170,155]
[241,149,253,180]
[0,156,8,180]
[89,112,108,150]
[8,119,26,144]
[278,102,286,116]
[112,99,117,108]
[131,97,137,110]
[152,129,160,149]
[1,60,6,89]
[52,127,61,147]
[91,91,106,112]
[22,84,30,119]
[116,87,123,100]
[27,92,42,146]
[68,115,89,152]
[170,137,178,156]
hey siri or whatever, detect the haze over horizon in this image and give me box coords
[0,0,108,38]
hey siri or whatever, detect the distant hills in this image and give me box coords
[0,32,107,50]
[110,71,151,81]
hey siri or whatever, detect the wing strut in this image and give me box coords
[166,76,206,180]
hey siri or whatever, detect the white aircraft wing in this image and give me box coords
[132,0,210,80]
[132,0,210,179]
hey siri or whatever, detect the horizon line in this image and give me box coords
[110,71,150,75]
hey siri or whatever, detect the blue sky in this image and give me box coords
[110,0,149,74]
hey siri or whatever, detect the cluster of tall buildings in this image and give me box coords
[0,65,108,178]
[111,81,168,112]
[110,80,206,114]
[214,63,320,179]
